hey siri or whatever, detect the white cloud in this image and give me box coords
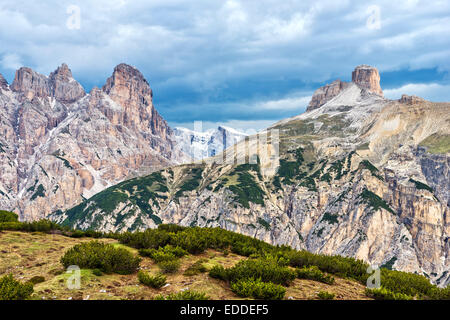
[1,53,22,70]
[0,0,449,124]
[257,95,311,111]
[384,83,450,102]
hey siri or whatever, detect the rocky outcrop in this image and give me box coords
[0,73,8,90]
[11,64,85,103]
[351,65,383,96]
[307,65,383,113]
[11,67,51,100]
[0,63,184,220]
[399,94,425,105]
[48,63,85,103]
[307,80,349,112]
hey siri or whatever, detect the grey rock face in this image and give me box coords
[49,63,86,103]
[0,73,8,90]
[307,80,349,112]
[351,65,383,96]
[0,63,184,220]
[11,64,85,103]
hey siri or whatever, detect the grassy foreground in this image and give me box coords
[0,230,368,300]
[0,211,448,300]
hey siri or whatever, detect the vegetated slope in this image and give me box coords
[52,66,450,287]
[1,220,448,301]
[0,229,370,300]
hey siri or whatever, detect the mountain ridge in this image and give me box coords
[50,65,450,287]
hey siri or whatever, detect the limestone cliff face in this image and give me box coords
[52,72,450,287]
[307,80,349,112]
[307,65,383,113]
[351,65,383,96]
[0,73,8,90]
[0,63,183,220]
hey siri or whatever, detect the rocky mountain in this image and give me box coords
[0,63,186,221]
[173,126,248,161]
[306,65,382,112]
[51,65,450,287]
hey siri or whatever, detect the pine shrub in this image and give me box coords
[231,278,286,300]
[138,271,166,289]
[0,274,34,300]
[60,241,141,275]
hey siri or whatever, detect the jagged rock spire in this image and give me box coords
[351,65,383,96]
[101,63,170,138]
[10,63,85,103]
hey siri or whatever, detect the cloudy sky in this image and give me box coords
[0,0,449,132]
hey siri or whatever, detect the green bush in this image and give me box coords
[0,210,18,222]
[380,269,434,298]
[0,274,34,300]
[0,219,61,233]
[27,276,45,285]
[154,290,209,300]
[92,269,103,276]
[158,259,181,274]
[296,266,335,284]
[184,259,208,276]
[138,271,166,289]
[60,241,141,275]
[209,265,228,281]
[222,258,296,286]
[365,287,413,300]
[139,245,187,262]
[230,278,286,300]
[317,291,335,300]
[157,224,186,233]
[288,250,368,282]
[119,229,171,249]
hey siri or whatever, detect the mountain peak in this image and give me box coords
[351,65,383,96]
[50,63,73,81]
[102,63,153,103]
[10,64,85,103]
[306,65,383,112]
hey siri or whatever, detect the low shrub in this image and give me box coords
[157,224,186,233]
[296,266,335,284]
[139,245,187,262]
[27,276,45,285]
[288,250,368,282]
[231,278,286,300]
[92,269,103,276]
[222,258,296,286]
[0,274,34,300]
[60,241,141,275]
[119,229,172,249]
[158,259,181,274]
[209,265,228,281]
[138,271,166,289]
[154,290,209,300]
[380,269,434,298]
[184,259,208,276]
[365,287,413,300]
[317,291,335,300]
[0,210,18,223]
